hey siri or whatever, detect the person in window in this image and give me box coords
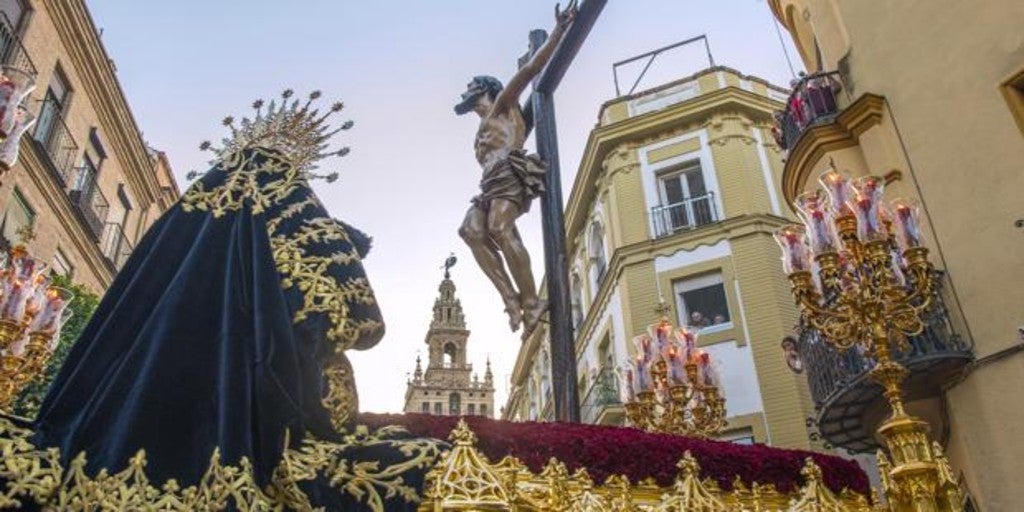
[712,313,727,326]
[689,311,711,328]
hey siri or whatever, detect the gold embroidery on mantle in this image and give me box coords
[0,417,443,511]
[180,147,383,424]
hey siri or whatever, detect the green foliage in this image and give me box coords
[13,274,101,418]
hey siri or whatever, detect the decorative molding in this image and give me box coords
[781,93,887,208]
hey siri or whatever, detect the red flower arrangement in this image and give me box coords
[358,413,869,497]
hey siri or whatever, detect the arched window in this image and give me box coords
[443,342,457,367]
[571,273,584,330]
[589,222,607,289]
[448,392,461,415]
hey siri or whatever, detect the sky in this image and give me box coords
[88,0,802,414]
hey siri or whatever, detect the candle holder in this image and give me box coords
[776,167,962,511]
[0,245,74,411]
[621,316,727,438]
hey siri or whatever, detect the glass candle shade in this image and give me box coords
[848,175,887,242]
[0,66,36,138]
[665,346,688,386]
[819,168,853,217]
[633,334,654,365]
[618,365,637,402]
[653,320,675,363]
[0,107,35,169]
[891,198,923,250]
[0,280,31,321]
[23,274,52,321]
[774,225,812,274]
[795,190,838,255]
[28,287,73,335]
[634,355,651,391]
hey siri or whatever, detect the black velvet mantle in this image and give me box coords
[30,148,386,488]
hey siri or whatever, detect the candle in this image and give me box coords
[848,175,887,242]
[29,287,73,335]
[774,225,812,274]
[891,198,923,250]
[819,168,853,217]
[634,354,650,391]
[795,190,838,254]
[618,365,637,402]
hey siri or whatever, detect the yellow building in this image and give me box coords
[0,0,178,293]
[404,272,495,418]
[504,66,823,450]
[768,1,1023,509]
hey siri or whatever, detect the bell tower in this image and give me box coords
[404,255,494,417]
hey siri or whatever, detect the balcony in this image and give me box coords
[796,276,973,452]
[580,367,624,425]
[68,181,108,239]
[0,11,37,77]
[33,101,80,184]
[650,192,718,239]
[775,71,843,152]
[100,222,133,271]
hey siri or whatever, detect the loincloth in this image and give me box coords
[472,149,546,212]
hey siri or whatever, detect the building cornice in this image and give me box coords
[573,214,792,351]
[44,0,166,208]
[781,93,886,210]
[565,87,783,248]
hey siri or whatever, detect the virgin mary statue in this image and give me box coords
[0,91,444,510]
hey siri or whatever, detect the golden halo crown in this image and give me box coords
[198,89,352,181]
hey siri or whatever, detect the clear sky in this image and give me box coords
[88,0,802,414]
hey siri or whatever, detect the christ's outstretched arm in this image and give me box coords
[493,0,578,114]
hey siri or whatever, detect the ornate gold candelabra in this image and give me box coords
[776,168,962,511]
[622,315,726,438]
[0,244,74,411]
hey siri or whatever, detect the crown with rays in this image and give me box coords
[191,89,353,181]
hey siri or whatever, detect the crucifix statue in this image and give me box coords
[456,0,605,422]
[455,1,578,338]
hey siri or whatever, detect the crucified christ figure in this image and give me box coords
[456,1,578,338]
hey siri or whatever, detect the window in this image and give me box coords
[571,273,584,330]
[589,222,607,289]
[674,272,732,331]
[52,248,73,278]
[597,333,613,370]
[421,402,429,414]
[34,67,72,149]
[1,188,34,245]
[0,0,28,31]
[448,392,461,415]
[479,404,487,417]
[443,342,458,367]
[433,402,442,415]
[1000,68,1024,135]
[720,427,755,445]
[657,161,714,232]
[467,403,476,415]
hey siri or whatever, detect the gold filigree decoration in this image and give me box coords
[0,416,443,511]
[422,419,511,507]
[422,421,876,512]
[323,355,359,431]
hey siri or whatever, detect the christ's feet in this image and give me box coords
[520,298,548,341]
[505,298,523,332]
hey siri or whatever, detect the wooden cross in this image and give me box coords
[518,0,606,423]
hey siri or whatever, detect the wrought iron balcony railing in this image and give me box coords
[774,71,843,152]
[650,192,718,239]
[580,367,621,424]
[0,11,36,77]
[68,180,109,239]
[100,222,134,271]
[796,275,972,452]
[33,100,80,183]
